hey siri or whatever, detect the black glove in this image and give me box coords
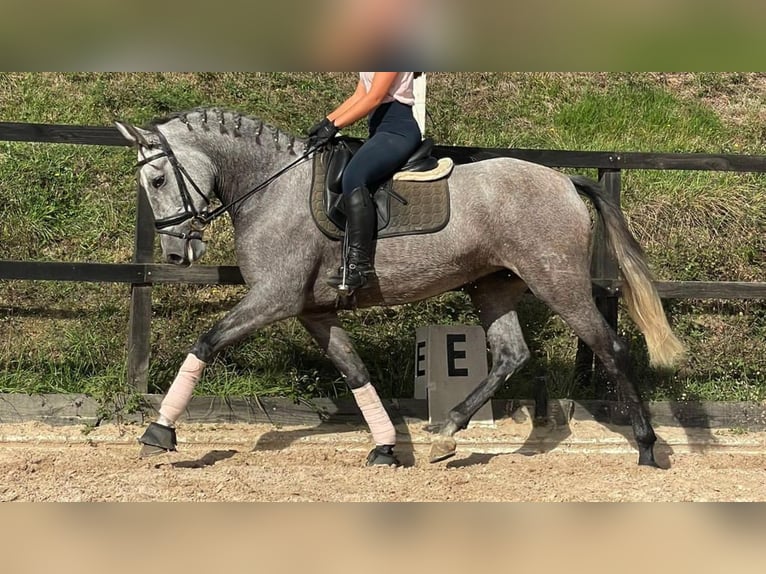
[307,119,339,149]
[307,117,331,138]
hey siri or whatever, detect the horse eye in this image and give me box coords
[151,175,166,189]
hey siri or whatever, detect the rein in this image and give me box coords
[198,145,317,227]
[138,127,318,240]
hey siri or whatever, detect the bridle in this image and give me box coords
[135,126,319,243]
[136,129,213,241]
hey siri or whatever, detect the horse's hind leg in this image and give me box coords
[527,275,659,467]
[431,274,531,463]
[299,311,399,466]
[581,318,658,466]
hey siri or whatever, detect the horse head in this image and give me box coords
[116,120,214,265]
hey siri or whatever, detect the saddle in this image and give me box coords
[310,137,454,240]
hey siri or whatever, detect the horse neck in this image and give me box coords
[221,138,310,229]
[164,111,308,219]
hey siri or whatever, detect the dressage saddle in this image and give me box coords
[321,136,445,231]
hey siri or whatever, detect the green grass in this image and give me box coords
[1,72,765,410]
[555,82,725,152]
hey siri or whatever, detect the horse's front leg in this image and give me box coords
[137,290,300,456]
[299,311,400,467]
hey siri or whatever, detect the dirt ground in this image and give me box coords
[0,416,764,502]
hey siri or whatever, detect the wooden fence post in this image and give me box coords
[126,182,154,393]
[573,169,621,399]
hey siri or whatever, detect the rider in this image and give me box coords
[307,72,422,292]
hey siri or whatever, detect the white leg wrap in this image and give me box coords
[158,354,206,426]
[351,383,396,446]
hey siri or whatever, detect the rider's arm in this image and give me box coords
[329,72,399,129]
[327,79,367,124]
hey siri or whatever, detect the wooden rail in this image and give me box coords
[2,394,765,431]
[2,262,764,298]
[1,122,765,396]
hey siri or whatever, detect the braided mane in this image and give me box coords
[146,106,304,152]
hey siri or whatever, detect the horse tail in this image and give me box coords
[570,175,685,368]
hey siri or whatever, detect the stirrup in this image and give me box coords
[339,263,369,293]
[329,263,373,293]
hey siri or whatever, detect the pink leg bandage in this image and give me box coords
[352,383,396,446]
[157,354,206,426]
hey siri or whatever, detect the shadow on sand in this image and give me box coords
[159,449,238,469]
[251,405,419,467]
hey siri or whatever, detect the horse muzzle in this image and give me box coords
[161,233,207,266]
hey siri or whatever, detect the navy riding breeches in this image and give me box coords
[341,101,422,195]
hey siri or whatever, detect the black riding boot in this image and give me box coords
[328,187,376,292]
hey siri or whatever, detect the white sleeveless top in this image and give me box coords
[359,72,415,106]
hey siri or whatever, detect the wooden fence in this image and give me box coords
[1,121,765,398]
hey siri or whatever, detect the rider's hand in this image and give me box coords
[307,117,331,138]
[307,119,339,149]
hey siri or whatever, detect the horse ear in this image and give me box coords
[115,121,154,148]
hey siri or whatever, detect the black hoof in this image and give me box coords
[138,422,177,456]
[638,451,661,468]
[366,445,400,467]
[637,444,660,468]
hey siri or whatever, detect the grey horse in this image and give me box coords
[115,107,684,467]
